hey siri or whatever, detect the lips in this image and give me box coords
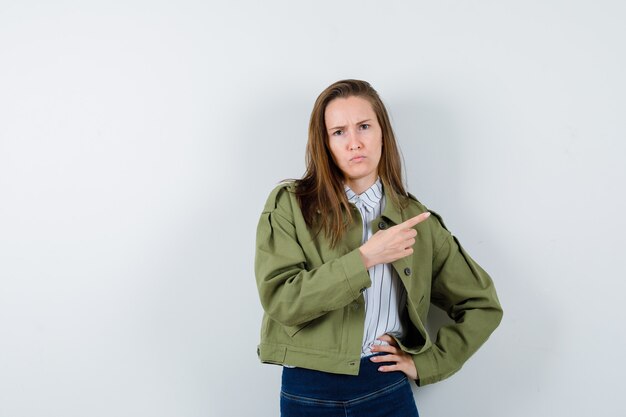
[350,155,366,162]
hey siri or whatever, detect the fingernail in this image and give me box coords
[425,212,431,217]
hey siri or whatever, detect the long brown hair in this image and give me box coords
[293,79,408,247]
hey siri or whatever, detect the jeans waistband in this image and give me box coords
[281,353,407,401]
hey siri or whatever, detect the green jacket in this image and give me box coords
[255,182,502,386]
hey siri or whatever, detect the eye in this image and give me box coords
[360,124,370,130]
[332,130,344,136]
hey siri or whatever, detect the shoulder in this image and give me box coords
[406,192,427,213]
[405,191,451,233]
[262,181,299,215]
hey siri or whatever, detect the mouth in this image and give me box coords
[350,155,366,162]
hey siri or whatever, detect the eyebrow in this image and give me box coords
[327,119,372,131]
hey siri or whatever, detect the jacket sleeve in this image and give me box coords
[412,212,503,386]
[255,185,371,328]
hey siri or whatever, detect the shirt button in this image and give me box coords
[378,221,387,230]
[359,287,367,293]
[404,267,412,276]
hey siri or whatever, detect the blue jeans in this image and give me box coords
[280,354,419,417]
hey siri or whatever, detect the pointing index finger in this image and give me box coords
[400,212,430,229]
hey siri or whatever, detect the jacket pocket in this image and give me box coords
[281,309,345,350]
[284,321,313,337]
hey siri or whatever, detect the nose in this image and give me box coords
[347,128,362,150]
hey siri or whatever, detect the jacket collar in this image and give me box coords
[342,178,405,226]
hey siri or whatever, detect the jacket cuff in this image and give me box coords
[341,248,371,300]
[412,348,440,386]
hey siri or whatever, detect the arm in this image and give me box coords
[254,187,371,327]
[412,217,503,386]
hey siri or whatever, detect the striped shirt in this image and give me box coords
[345,178,407,357]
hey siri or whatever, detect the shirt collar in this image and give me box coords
[345,178,383,213]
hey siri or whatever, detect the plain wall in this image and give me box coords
[1,1,625,416]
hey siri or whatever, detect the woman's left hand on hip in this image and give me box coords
[370,334,419,380]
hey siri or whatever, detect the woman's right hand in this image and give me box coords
[359,212,430,269]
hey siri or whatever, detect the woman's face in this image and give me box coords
[325,96,383,193]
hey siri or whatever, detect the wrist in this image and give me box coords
[358,246,374,269]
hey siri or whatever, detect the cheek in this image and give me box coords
[373,140,383,165]
[373,136,383,156]
[328,143,343,163]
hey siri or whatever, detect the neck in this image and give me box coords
[345,176,378,195]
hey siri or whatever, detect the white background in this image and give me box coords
[1,1,625,416]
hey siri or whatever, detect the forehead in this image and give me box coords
[324,96,376,126]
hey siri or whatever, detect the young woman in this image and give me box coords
[255,79,503,416]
